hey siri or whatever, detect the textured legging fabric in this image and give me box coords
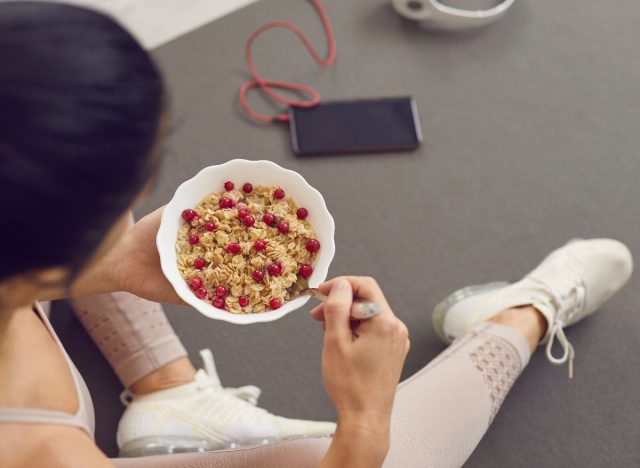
[112,322,531,468]
[72,291,187,387]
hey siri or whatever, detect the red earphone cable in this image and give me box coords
[239,0,337,124]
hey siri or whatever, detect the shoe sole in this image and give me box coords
[119,436,224,457]
[118,434,310,457]
[432,281,510,344]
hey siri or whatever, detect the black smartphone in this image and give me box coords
[288,96,422,156]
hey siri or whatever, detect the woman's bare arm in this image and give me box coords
[37,208,184,305]
[312,277,410,468]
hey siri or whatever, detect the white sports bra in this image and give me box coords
[0,302,95,437]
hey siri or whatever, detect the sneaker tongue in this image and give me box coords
[528,250,583,297]
[195,369,222,389]
[199,349,223,387]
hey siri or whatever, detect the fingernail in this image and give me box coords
[334,279,350,291]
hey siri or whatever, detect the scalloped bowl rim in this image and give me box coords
[156,159,336,324]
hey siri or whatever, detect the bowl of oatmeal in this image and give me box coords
[157,159,336,324]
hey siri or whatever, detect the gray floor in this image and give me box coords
[52,0,640,465]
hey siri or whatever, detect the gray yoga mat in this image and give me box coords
[52,0,640,465]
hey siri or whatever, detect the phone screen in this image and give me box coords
[289,97,422,156]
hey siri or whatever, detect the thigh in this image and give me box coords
[112,437,331,468]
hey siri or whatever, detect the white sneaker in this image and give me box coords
[117,349,336,457]
[433,239,633,377]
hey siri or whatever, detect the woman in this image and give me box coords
[0,0,335,461]
[0,3,633,468]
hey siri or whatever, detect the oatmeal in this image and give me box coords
[176,181,320,313]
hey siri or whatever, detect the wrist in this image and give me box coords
[335,411,390,458]
[338,409,391,438]
[324,421,389,468]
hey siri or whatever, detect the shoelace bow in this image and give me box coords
[532,256,587,379]
[120,349,262,406]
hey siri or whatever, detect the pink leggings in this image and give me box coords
[73,292,187,388]
[72,291,530,468]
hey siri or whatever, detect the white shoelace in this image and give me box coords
[545,321,576,378]
[531,254,587,379]
[120,348,263,406]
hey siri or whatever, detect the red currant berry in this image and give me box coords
[188,277,203,290]
[306,239,321,253]
[269,298,283,310]
[273,188,285,200]
[267,263,282,276]
[212,298,225,309]
[262,213,276,226]
[227,243,242,255]
[219,197,231,209]
[182,209,197,221]
[195,287,208,299]
[188,235,200,245]
[254,240,267,251]
[243,215,255,228]
[205,222,216,232]
[242,183,253,193]
[224,181,234,191]
[296,208,309,220]
[299,264,313,278]
[229,198,236,208]
[237,209,249,219]
[277,221,289,234]
[193,257,206,269]
[252,269,265,282]
[215,286,227,298]
[238,296,250,307]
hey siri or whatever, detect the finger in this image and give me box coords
[323,279,353,343]
[320,276,394,319]
[311,306,365,332]
[309,304,325,321]
[319,276,386,303]
[356,313,406,340]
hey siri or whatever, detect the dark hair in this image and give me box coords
[0,2,164,283]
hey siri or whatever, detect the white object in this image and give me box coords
[433,238,633,377]
[392,0,515,31]
[157,159,336,325]
[49,0,258,49]
[117,348,336,457]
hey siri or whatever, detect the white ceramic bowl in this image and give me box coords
[157,159,336,324]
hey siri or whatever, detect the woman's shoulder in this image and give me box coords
[0,423,113,468]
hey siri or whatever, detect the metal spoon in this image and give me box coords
[300,288,382,320]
